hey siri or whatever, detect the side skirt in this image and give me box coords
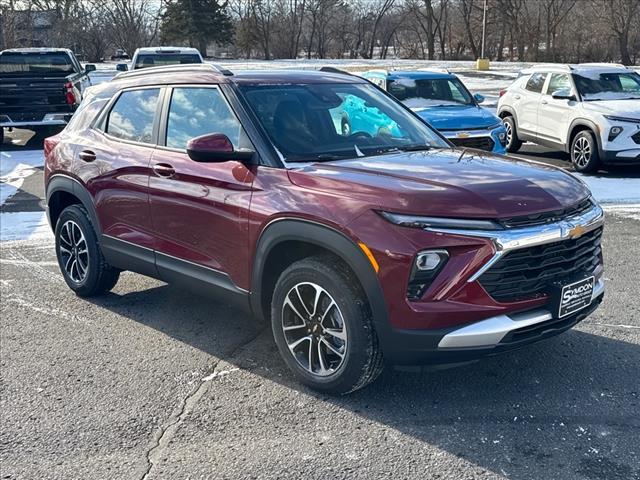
[101,235,251,312]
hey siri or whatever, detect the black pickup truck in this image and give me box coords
[0,48,95,143]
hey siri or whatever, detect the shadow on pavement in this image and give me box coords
[88,283,640,480]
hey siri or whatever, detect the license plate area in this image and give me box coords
[550,276,595,319]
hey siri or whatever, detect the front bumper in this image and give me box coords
[382,279,604,365]
[440,125,507,154]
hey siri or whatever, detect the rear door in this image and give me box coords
[517,72,547,137]
[76,87,162,258]
[148,85,256,290]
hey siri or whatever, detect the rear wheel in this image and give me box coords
[503,116,522,153]
[571,130,600,173]
[55,205,119,296]
[341,117,351,136]
[271,255,383,394]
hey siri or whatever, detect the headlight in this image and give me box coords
[379,211,502,231]
[604,115,640,124]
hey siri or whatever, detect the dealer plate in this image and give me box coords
[558,276,595,318]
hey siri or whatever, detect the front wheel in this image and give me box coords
[55,205,120,296]
[571,130,600,173]
[271,255,383,394]
[502,116,522,153]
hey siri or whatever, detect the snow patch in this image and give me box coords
[0,149,44,205]
[0,211,52,242]
[574,175,640,204]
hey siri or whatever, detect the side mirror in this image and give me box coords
[473,93,485,104]
[84,64,96,73]
[116,63,128,72]
[551,88,576,101]
[186,133,255,163]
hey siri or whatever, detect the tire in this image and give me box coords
[271,255,384,394]
[55,205,120,297]
[503,116,522,153]
[571,130,600,173]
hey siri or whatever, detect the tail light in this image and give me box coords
[64,81,76,105]
[499,89,506,97]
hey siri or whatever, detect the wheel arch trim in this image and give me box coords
[46,174,101,234]
[567,119,602,154]
[251,218,391,334]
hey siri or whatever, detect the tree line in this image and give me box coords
[1,0,638,65]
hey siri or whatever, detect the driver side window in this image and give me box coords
[165,87,250,150]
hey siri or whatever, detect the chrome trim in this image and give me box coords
[426,202,605,283]
[438,278,604,348]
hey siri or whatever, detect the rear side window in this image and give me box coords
[525,73,547,93]
[165,87,247,150]
[106,89,160,143]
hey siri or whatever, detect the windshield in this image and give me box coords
[387,77,474,108]
[238,82,449,163]
[573,72,640,100]
[0,52,73,74]
[134,54,201,69]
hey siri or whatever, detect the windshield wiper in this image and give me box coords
[285,153,354,163]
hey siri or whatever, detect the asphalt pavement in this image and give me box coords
[1,129,639,480]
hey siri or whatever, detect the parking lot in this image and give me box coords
[2,80,640,478]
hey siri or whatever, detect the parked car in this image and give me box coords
[110,49,130,61]
[357,69,507,153]
[498,63,640,172]
[0,48,95,143]
[44,64,605,394]
[116,46,203,72]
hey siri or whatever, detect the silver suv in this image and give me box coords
[498,63,640,172]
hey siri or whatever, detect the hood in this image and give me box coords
[582,99,640,118]
[410,105,500,130]
[288,149,591,219]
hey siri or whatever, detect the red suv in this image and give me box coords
[44,64,605,394]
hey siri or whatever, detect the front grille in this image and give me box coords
[479,227,603,302]
[632,130,640,145]
[450,136,494,151]
[499,198,593,229]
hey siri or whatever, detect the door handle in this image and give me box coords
[153,163,175,178]
[78,150,96,162]
[541,99,548,104]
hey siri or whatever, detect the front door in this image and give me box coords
[537,73,576,145]
[148,86,256,291]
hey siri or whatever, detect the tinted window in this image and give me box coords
[525,73,547,93]
[0,52,73,74]
[134,54,201,69]
[107,89,160,143]
[166,87,246,150]
[547,73,571,94]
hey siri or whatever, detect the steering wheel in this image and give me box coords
[349,131,372,140]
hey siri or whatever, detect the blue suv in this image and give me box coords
[355,70,507,153]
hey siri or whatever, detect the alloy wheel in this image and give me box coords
[281,282,347,377]
[573,136,592,168]
[504,121,512,146]
[58,220,89,283]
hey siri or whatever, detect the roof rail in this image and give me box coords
[114,63,233,80]
[418,67,452,74]
[319,66,354,76]
[577,62,629,69]
[530,63,574,71]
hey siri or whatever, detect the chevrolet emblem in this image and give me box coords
[568,224,587,239]
[457,132,470,138]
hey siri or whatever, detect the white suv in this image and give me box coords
[498,64,640,172]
